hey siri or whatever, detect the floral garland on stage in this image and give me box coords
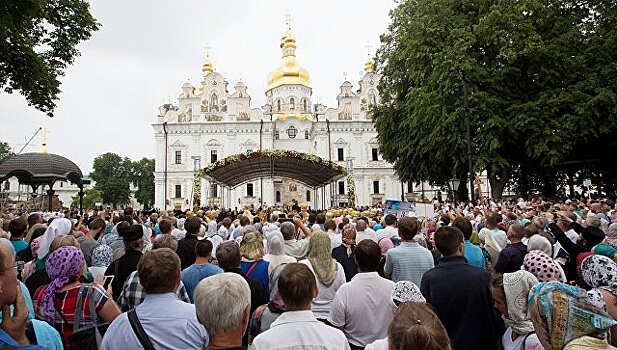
[200,149,348,177]
[192,175,201,211]
[347,173,356,208]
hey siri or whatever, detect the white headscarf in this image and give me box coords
[37,218,72,259]
[503,270,538,335]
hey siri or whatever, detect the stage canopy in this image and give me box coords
[200,150,347,189]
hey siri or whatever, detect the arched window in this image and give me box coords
[306,190,311,202]
[304,130,309,139]
[210,93,219,112]
[289,98,295,110]
[303,99,308,112]
[274,130,280,140]
[277,99,282,112]
[276,191,281,202]
[286,126,298,139]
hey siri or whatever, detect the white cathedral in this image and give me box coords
[153,27,408,210]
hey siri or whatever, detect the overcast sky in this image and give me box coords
[0,0,395,174]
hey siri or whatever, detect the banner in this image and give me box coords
[384,200,412,217]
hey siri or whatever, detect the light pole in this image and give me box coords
[459,70,475,202]
[448,177,461,206]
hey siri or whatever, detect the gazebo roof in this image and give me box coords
[0,152,84,187]
[201,150,347,189]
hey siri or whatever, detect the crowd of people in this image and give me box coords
[0,195,614,349]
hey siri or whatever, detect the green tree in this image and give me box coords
[132,158,155,208]
[91,153,132,207]
[71,187,103,210]
[0,0,99,117]
[0,142,14,164]
[373,0,617,200]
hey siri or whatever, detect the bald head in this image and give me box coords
[356,219,367,231]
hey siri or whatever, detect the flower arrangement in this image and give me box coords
[200,149,348,176]
[347,173,356,208]
[192,175,201,211]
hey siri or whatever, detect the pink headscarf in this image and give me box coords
[523,250,563,282]
[378,237,394,257]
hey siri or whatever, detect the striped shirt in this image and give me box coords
[384,242,434,286]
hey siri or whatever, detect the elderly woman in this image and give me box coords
[524,250,567,283]
[33,246,121,349]
[492,271,543,350]
[529,281,617,350]
[88,244,113,285]
[262,231,296,275]
[36,218,73,268]
[332,224,358,282]
[25,235,81,297]
[240,231,270,293]
[581,254,617,346]
[299,231,346,321]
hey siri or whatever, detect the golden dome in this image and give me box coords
[267,30,310,90]
[202,58,214,76]
[364,57,375,73]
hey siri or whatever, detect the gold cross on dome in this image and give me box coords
[284,10,294,30]
[365,41,373,57]
[204,42,212,58]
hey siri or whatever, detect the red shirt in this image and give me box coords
[33,283,108,350]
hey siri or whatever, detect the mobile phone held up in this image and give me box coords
[103,275,115,290]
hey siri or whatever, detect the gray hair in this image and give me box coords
[194,273,250,336]
[280,222,296,240]
[267,231,285,255]
[153,234,178,252]
[585,216,601,228]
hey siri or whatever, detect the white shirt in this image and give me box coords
[502,327,543,350]
[207,235,223,259]
[328,272,395,347]
[299,259,347,319]
[328,232,342,251]
[356,230,377,244]
[376,226,398,240]
[253,310,350,350]
[365,338,389,350]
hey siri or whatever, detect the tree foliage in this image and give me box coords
[71,187,102,210]
[0,142,14,164]
[91,153,132,207]
[0,0,100,117]
[373,0,617,199]
[132,158,155,208]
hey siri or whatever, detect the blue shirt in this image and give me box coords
[11,240,28,254]
[181,263,223,302]
[384,241,434,286]
[100,293,208,350]
[241,260,270,294]
[464,240,485,269]
[0,329,48,350]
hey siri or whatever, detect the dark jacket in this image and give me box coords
[493,242,527,273]
[177,234,199,270]
[332,244,358,282]
[420,255,500,350]
[104,249,142,301]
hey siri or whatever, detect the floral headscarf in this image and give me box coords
[524,250,564,283]
[40,246,85,323]
[528,281,617,350]
[604,223,617,249]
[307,231,337,287]
[391,281,425,304]
[91,245,113,268]
[240,232,264,261]
[502,271,538,335]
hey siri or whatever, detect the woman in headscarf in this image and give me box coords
[25,235,80,298]
[365,281,427,350]
[299,231,346,321]
[524,250,567,283]
[262,231,296,275]
[249,264,287,343]
[88,245,113,285]
[377,236,394,277]
[601,223,617,249]
[33,246,121,349]
[21,235,43,282]
[36,218,73,268]
[528,281,617,350]
[332,224,358,282]
[492,271,543,350]
[240,231,270,293]
[581,254,617,346]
